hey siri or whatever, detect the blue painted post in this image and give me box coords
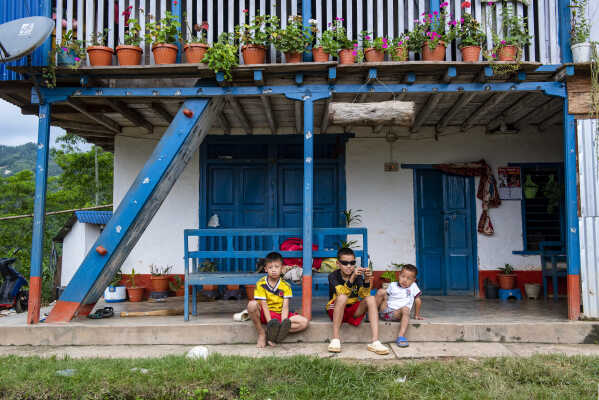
[173,0,183,63]
[558,0,573,63]
[563,98,580,320]
[39,0,53,67]
[302,0,313,62]
[302,98,314,319]
[430,0,441,13]
[27,102,51,324]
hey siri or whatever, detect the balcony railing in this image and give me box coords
[10,0,562,77]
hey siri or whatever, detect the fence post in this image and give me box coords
[557,0,572,63]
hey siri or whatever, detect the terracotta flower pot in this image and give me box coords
[460,45,481,62]
[202,284,218,291]
[227,284,240,290]
[242,45,266,65]
[394,46,408,61]
[127,287,145,302]
[364,48,385,62]
[338,49,355,65]
[175,288,185,297]
[422,42,446,61]
[116,45,142,66]
[87,45,114,66]
[245,284,256,300]
[498,45,519,61]
[152,43,178,64]
[284,51,302,63]
[312,46,329,62]
[150,275,170,292]
[497,274,516,290]
[184,43,209,63]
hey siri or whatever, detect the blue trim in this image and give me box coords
[469,177,479,296]
[558,0,573,63]
[401,163,436,169]
[29,102,51,280]
[303,99,314,277]
[512,250,544,255]
[302,0,312,62]
[563,101,580,275]
[173,0,182,63]
[534,65,562,72]
[430,0,440,13]
[41,0,52,67]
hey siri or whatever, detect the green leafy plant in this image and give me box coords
[182,14,209,44]
[338,240,358,249]
[455,12,486,48]
[381,263,405,282]
[202,33,239,81]
[408,1,456,51]
[542,175,563,214]
[235,10,279,47]
[569,0,590,45]
[489,3,531,50]
[498,263,514,275]
[90,28,110,46]
[109,271,123,287]
[320,18,356,56]
[169,275,184,291]
[273,15,312,54]
[200,260,218,272]
[123,17,143,46]
[42,30,86,88]
[129,268,138,287]
[145,10,181,45]
[308,18,321,46]
[150,264,172,276]
[390,34,410,60]
[360,31,391,52]
[343,209,363,227]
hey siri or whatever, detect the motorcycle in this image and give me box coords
[0,249,28,313]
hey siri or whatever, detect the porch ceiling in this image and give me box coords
[2,62,571,151]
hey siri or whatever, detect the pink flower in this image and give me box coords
[242,8,248,13]
[354,43,359,47]
[352,50,357,56]
[74,57,80,61]
[414,19,419,23]
[428,13,432,18]
[398,41,403,46]
[449,20,457,26]
[461,1,471,8]
[127,5,133,9]
[492,53,496,58]
[365,35,371,40]
[433,11,438,15]
[62,47,67,52]
[460,17,464,23]
[440,1,449,7]
[382,43,388,49]
[501,40,506,45]
[172,0,177,5]
[488,1,494,5]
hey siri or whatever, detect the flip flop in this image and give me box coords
[396,336,409,347]
[87,307,114,319]
[266,319,280,343]
[276,318,291,342]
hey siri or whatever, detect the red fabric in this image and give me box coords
[280,238,323,269]
[259,309,297,324]
[327,301,365,326]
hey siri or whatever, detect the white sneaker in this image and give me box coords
[233,309,250,322]
[328,338,341,353]
[367,340,390,355]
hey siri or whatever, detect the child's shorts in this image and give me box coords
[380,306,410,321]
[259,308,297,324]
[327,301,365,326]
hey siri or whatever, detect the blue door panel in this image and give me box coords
[447,214,468,249]
[419,171,443,209]
[241,167,268,205]
[447,255,471,291]
[421,215,443,250]
[445,175,467,210]
[421,254,443,293]
[211,168,235,204]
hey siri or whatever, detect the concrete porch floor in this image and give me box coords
[1,296,597,346]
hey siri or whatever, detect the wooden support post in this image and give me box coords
[320,98,331,134]
[150,102,174,124]
[436,92,476,133]
[217,112,231,135]
[553,65,575,82]
[404,72,416,84]
[328,67,336,83]
[475,66,494,83]
[260,96,277,134]
[226,96,252,134]
[67,98,121,134]
[105,99,154,133]
[442,66,457,83]
[411,93,441,133]
[461,91,510,132]
[295,101,303,134]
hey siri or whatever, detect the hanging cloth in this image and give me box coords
[435,159,501,236]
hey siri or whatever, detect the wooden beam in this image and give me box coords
[54,120,117,134]
[22,104,113,115]
[552,65,575,81]
[226,96,252,134]
[66,98,121,134]
[411,93,442,133]
[67,130,116,139]
[294,101,303,134]
[436,92,476,133]
[217,112,231,134]
[474,66,494,83]
[105,99,154,133]
[330,101,415,127]
[461,91,511,132]
[442,66,457,83]
[320,99,331,134]
[260,96,277,134]
[537,112,563,131]
[513,98,563,130]
[150,102,174,124]
[403,72,416,84]
[486,93,538,131]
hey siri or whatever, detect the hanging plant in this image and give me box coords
[42,29,86,88]
[523,174,538,199]
[542,174,563,214]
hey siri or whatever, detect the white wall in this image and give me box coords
[113,135,199,274]
[346,126,563,271]
[61,221,102,286]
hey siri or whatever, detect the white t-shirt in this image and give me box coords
[386,281,421,311]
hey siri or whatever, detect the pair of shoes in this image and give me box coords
[233,309,250,322]
[396,336,409,347]
[328,338,341,353]
[87,307,114,319]
[367,340,390,355]
[266,319,292,343]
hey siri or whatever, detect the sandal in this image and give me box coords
[266,319,280,343]
[87,307,114,319]
[276,318,291,342]
[396,336,409,347]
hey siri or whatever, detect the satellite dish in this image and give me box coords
[0,16,54,63]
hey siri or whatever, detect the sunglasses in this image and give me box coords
[339,260,356,266]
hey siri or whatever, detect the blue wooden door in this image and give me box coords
[415,170,476,295]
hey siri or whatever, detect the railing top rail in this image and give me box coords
[184,227,367,237]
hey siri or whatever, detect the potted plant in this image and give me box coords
[150,264,172,292]
[390,34,409,61]
[203,33,239,81]
[126,268,145,302]
[570,0,591,63]
[169,275,186,297]
[199,259,218,293]
[488,3,531,61]
[321,18,356,64]
[103,271,127,303]
[455,5,486,62]
[235,10,279,65]
[56,29,86,66]
[116,8,143,65]
[409,2,455,61]
[380,263,404,289]
[145,10,181,64]
[360,31,391,62]
[497,263,516,290]
[182,18,210,63]
[87,28,113,66]
[273,15,311,63]
[309,19,329,62]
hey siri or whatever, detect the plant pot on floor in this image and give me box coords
[497,274,516,290]
[184,43,209,63]
[284,51,302,63]
[104,286,127,302]
[245,284,256,300]
[127,287,145,302]
[338,49,355,65]
[116,45,142,65]
[152,43,178,64]
[150,276,170,292]
[87,45,114,66]
[364,48,384,62]
[175,288,185,297]
[524,283,541,299]
[498,45,519,61]
[571,42,592,63]
[312,47,329,62]
[460,46,481,62]
[242,45,266,65]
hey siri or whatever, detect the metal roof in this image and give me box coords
[74,211,113,225]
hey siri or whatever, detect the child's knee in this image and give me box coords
[401,307,410,315]
[336,294,349,305]
[365,295,376,305]
[247,300,259,312]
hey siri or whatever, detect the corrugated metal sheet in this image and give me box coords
[577,119,599,318]
[0,0,48,81]
[74,211,112,225]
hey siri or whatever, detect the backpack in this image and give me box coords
[279,238,323,269]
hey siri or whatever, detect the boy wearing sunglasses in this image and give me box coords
[326,248,389,355]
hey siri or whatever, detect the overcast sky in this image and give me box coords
[0,99,65,147]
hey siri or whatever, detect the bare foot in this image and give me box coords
[257,333,266,348]
[268,340,276,347]
[414,315,424,320]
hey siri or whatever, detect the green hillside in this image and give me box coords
[0,143,61,176]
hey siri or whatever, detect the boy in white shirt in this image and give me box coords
[376,264,423,348]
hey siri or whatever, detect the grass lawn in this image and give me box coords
[0,354,598,399]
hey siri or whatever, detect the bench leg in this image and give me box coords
[184,283,189,321]
[543,276,548,300]
[192,286,198,316]
[553,275,559,301]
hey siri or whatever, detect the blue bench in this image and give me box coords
[183,227,369,320]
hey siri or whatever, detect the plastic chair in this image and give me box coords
[539,241,567,301]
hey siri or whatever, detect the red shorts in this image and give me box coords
[327,301,365,326]
[259,309,297,324]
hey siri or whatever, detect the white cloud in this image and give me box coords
[0,99,65,147]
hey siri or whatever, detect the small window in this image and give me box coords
[520,164,565,252]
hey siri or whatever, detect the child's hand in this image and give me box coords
[414,314,424,320]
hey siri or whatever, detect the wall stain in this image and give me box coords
[583,325,599,344]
